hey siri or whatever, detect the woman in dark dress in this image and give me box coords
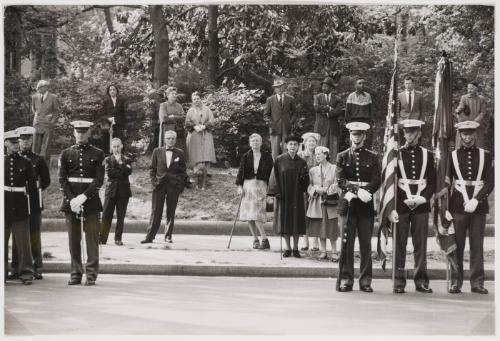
[236,133,274,249]
[101,84,126,153]
[268,135,310,258]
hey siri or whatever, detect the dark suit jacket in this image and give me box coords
[102,96,126,127]
[150,147,189,193]
[235,150,274,186]
[264,94,296,136]
[398,90,423,121]
[105,154,132,198]
[313,92,344,135]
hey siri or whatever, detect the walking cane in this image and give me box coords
[227,193,244,249]
[78,206,87,277]
[336,202,350,291]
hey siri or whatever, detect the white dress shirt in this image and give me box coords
[166,149,173,167]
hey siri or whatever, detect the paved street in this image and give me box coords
[5,275,494,335]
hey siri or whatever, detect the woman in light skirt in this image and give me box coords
[236,134,274,249]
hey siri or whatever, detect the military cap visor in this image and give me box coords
[455,121,480,130]
[346,122,370,131]
[4,130,20,141]
[71,120,93,131]
[400,119,424,129]
[16,126,36,136]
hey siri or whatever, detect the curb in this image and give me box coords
[42,262,494,280]
[41,219,496,237]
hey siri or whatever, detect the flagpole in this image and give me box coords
[391,33,399,287]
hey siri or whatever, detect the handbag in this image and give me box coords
[266,197,274,212]
[321,192,339,206]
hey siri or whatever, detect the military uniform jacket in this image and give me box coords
[105,155,132,198]
[396,144,436,215]
[449,146,494,214]
[19,150,51,213]
[336,147,381,217]
[313,92,344,135]
[58,143,105,213]
[5,153,37,222]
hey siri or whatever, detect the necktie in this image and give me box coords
[408,92,412,111]
[41,94,44,103]
[166,148,174,151]
[279,95,283,107]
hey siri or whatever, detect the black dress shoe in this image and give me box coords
[416,285,433,293]
[283,250,292,257]
[448,285,461,294]
[360,285,374,293]
[471,286,488,294]
[115,240,123,246]
[292,249,301,258]
[22,279,33,285]
[7,273,19,280]
[393,287,405,294]
[68,278,82,285]
[85,279,96,286]
[33,272,43,280]
[140,239,153,244]
[337,285,353,292]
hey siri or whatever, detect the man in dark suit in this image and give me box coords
[31,80,60,161]
[99,138,132,245]
[10,126,50,280]
[313,77,344,160]
[264,79,297,160]
[398,76,424,121]
[59,120,105,286]
[141,130,189,244]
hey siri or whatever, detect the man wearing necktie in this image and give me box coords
[397,76,424,122]
[264,79,297,160]
[31,80,60,161]
[141,130,189,244]
[313,77,344,160]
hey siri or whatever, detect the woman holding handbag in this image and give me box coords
[306,146,340,260]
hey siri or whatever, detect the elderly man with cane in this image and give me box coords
[58,120,105,286]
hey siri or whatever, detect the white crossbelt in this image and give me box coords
[346,181,369,186]
[398,146,427,199]
[68,177,94,183]
[451,148,484,202]
[4,186,26,193]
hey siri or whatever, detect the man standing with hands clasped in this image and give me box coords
[388,119,435,294]
[447,121,494,294]
[59,120,105,286]
[142,130,189,244]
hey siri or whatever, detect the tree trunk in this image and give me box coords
[207,5,219,86]
[104,7,114,34]
[397,7,409,55]
[149,5,169,88]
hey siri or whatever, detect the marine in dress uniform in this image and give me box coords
[448,121,494,294]
[389,120,435,294]
[58,120,105,286]
[336,122,381,292]
[4,130,37,285]
[10,126,51,280]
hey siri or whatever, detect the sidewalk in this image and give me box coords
[13,232,495,279]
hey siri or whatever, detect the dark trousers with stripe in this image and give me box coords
[5,217,34,281]
[394,212,430,289]
[340,213,374,288]
[66,212,100,281]
[100,195,130,243]
[11,211,43,274]
[451,212,486,289]
[145,184,180,241]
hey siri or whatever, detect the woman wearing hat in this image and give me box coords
[298,132,320,251]
[306,146,340,260]
[159,87,186,152]
[268,135,309,258]
[235,133,274,249]
[185,91,217,190]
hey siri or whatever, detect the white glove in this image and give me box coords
[445,210,453,221]
[357,188,372,203]
[412,195,426,207]
[464,198,479,213]
[237,186,243,196]
[70,198,81,213]
[200,124,206,131]
[193,125,202,133]
[388,210,399,223]
[108,117,115,124]
[344,192,357,202]
[404,197,417,210]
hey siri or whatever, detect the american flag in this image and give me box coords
[376,43,399,270]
